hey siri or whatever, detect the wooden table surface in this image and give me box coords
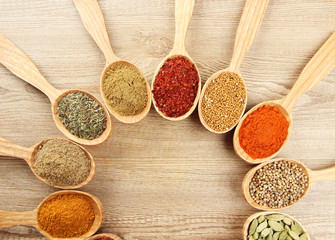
[1,0,335,239]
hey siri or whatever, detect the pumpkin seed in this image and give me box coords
[258,215,266,223]
[273,232,280,240]
[266,214,285,221]
[257,221,268,232]
[269,220,284,232]
[288,231,300,240]
[283,217,292,225]
[261,228,271,237]
[249,218,258,235]
[279,231,288,240]
[253,231,260,239]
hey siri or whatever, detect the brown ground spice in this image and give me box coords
[102,63,148,116]
[201,71,246,132]
[37,193,95,238]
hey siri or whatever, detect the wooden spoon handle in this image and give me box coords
[0,211,36,229]
[171,0,195,55]
[228,0,269,73]
[0,137,32,163]
[73,0,119,64]
[0,34,61,103]
[309,166,335,184]
[280,32,335,111]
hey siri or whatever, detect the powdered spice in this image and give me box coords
[238,105,290,159]
[201,71,246,132]
[37,193,95,238]
[33,138,91,187]
[152,56,199,118]
[102,63,148,116]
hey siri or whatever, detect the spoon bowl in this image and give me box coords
[233,31,335,163]
[198,0,269,133]
[0,190,104,240]
[100,60,152,124]
[243,211,309,240]
[87,233,123,240]
[242,158,335,210]
[73,0,151,124]
[151,0,201,121]
[0,34,113,145]
[0,137,95,189]
[152,53,201,121]
[198,68,247,133]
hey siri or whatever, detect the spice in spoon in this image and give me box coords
[37,193,95,238]
[33,139,91,187]
[201,71,246,132]
[152,56,199,118]
[57,91,107,140]
[247,213,309,240]
[102,63,148,116]
[238,105,289,159]
[249,160,308,209]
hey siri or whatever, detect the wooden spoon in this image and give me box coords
[0,34,112,145]
[243,211,309,239]
[73,0,151,124]
[234,31,335,164]
[198,0,269,133]
[0,190,104,240]
[242,158,335,211]
[87,233,123,240]
[0,137,95,189]
[151,0,201,121]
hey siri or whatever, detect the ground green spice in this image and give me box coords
[33,139,91,186]
[201,71,246,132]
[102,63,148,116]
[57,91,107,140]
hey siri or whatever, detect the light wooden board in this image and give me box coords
[0,0,335,239]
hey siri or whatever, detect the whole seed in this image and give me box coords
[249,160,309,209]
[201,71,246,132]
[247,214,309,240]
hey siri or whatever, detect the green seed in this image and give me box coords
[258,215,266,223]
[269,220,284,232]
[291,223,303,235]
[257,221,268,232]
[266,229,273,240]
[285,225,291,231]
[300,233,308,240]
[286,236,292,240]
[249,236,255,240]
[261,228,271,237]
[283,217,292,225]
[273,232,280,240]
[266,214,285,221]
[249,218,259,235]
[288,231,300,240]
[279,231,288,240]
[253,231,260,239]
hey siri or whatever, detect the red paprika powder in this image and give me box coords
[152,56,199,118]
[238,105,290,159]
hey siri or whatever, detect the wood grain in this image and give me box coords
[0,0,335,239]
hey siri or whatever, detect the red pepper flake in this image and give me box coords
[152,55,199,118]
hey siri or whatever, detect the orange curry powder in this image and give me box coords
[238,105,289,159]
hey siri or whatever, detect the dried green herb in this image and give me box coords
[57,92,107,140]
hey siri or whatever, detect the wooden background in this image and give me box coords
[0,0,335,239]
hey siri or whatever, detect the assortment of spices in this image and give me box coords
[33,139,91,187]
[37,193,95,238]
[152,56,199,118]
[248,214,309,240]
[201,71,246,132]
[57,91,107,140]
[239,105,290,159]
[249,160,309,209]
[102,63,148,116]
